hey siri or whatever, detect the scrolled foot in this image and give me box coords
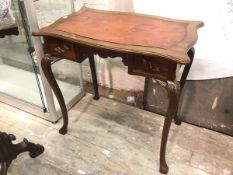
[17,138,45,158]
[29,144,45,158]
[159,162,169,174]
[0,132,44,175]
[59,126,68,135]
[174,114,182,125]
[93,95,100,100]
[174,119,181,125]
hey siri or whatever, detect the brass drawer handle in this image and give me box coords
[142,59,160,72]
[151,66,160,72]
[54,45,70,53]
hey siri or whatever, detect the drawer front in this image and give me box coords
[128,56,176,81]
[44,37,77,61]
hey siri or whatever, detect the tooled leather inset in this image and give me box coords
[55,10,187,49]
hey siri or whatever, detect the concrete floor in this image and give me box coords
[0,93,233,175]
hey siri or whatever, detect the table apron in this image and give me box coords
[44,37,177,81]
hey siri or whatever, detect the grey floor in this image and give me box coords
[0,93,232,175]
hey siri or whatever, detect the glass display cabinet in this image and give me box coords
[0,0,84,122]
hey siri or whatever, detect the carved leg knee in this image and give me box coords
[155,80,180,174]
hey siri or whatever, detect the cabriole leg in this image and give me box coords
[89,55,100,100]
[142,77,149,110]
[156,80,180,174]
[41,56,68,134]
[174,47,195,125]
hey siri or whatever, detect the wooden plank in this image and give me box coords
[0,93,233,175]
[190,153,233,175]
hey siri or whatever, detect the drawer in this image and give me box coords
[128,56,176,81]
[44,37,77,61]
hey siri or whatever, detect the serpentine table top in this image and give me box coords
[33,7,203,64]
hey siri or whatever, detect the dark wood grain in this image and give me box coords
[88,55,100,100]
[44,37,77,61]
[174,47,195,125]
[156,80,180,173]
[128,55,177,81]
[41,56,68,135]
[180,48,195,90]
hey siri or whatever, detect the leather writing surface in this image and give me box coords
[56,10,187,49]
[33,8,203,64]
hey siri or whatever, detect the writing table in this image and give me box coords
[33,7,203,173]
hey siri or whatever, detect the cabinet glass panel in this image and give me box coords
[0,0,46,110]
[33,0,83,111]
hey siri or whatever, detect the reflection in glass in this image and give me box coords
[0,0,46,109]
[33,0,83,110]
